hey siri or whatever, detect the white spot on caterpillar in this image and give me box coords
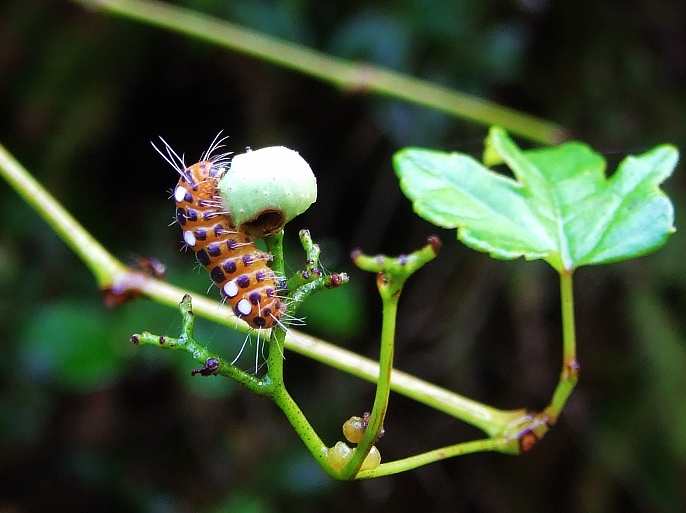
[236,298,252,316]
[183,230,196,247]
[223,280,238,298]
[174,185,188,203]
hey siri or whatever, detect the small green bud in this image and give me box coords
[218,146,317,238]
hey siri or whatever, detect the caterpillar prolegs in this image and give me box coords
[153,134,286,329]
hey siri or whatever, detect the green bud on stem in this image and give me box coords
[218,146,317,238]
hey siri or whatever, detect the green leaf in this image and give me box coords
[394,127,678,272]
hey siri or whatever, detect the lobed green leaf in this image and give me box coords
[394,127,678,272]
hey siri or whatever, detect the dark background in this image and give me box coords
[1,0,685,512]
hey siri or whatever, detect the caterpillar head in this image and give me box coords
[218,146,317,238]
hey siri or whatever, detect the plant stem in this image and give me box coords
[545,270,579,422]
[262,230,339,475]
[0,142,126,287]
[263,230,287,381]
[264,231,285,276]
[336,238,525,478]
[355,437,506,478]
[340,279,398,479]
[71,0,566,145]
[132,295,268,392]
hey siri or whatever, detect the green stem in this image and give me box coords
[355,437,506,479]
[262,231,338,473]
[0,142,126,287]
[132,296,268,393]
[340,283,398,479]
[264,231,285,276]
[265,326,286,386]
[545,270,579,422]
[71,0,566,145]
[263,231,287,381]
[336,238,520,478]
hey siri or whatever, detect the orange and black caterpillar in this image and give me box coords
[153,134,286,329]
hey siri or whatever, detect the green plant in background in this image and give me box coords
[0,126,677,480]
[69,0,566,146]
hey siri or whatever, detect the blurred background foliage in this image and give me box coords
[1,0,685,511]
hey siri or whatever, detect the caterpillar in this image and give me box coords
[153,133,286,329]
